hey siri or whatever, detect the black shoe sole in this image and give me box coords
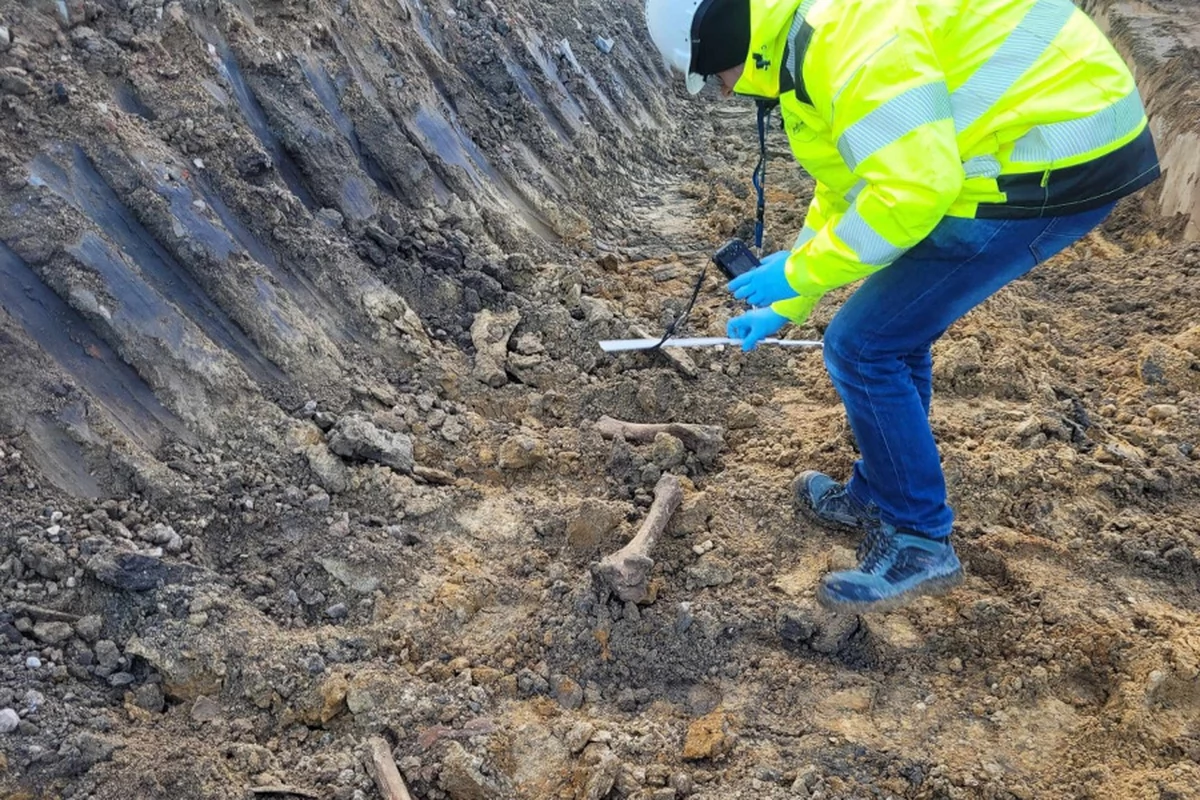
[815,568,965,614]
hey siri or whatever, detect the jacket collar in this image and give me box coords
[731,0,804,100]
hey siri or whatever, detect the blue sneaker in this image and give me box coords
[793,471,880,532]
[817,525,964,613]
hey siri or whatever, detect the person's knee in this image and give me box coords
[823,315,867,368]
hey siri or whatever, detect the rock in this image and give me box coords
[470,308,521,387]
[87,552,173,591]
[726,401,759,430]
[551,675,584,710]
[235,151,272,177]
[33,620,73,644]
[594,35,614,53]
[324,603,349,620]
[497,434,546,470]
[650,433,687,469]
[327,415,414,473]
[190,695,222,723]
[291,674,348,727]
[566,499,623,550]
[565,721,595,754]
[0,26,10,50]
[94,640,122,670]
[346,686,376,714]
[682,710,732,761]
[440,740,501,800]
[777,606,818,644]
[317,558,380,594]
[0,67,33,96]
[23,541,69,579]
[305,492,332,512]
[57,733,115,777]
[108,671,135,687]
[579,753,621,800]
[1147,404,1180,422]
[131,683,164,713]
[686,556,734,588]
[124,636,223,702]
[26,656,41,669]
[1139,341,1200,391]
[0,708,19,734]
[669,493,711,537]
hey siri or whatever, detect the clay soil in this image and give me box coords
[1,0,1200,799]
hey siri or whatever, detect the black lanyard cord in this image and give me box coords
[649,260,708,351]
[649,100,776,352]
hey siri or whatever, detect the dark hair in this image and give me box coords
[691,0,751,77]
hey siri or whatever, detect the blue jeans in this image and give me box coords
[825,204,1115,538]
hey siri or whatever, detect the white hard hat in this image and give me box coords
[645,0,708,95]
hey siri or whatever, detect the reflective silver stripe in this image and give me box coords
[794,225,818,249]
[1011,88,1146,163]
[951,0,1076,133]
[834,207,906,266]
[844,179,867,203]
[836,82,952,170]
[786,0,821,80]
[963,155,1001,179]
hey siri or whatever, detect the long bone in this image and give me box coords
[593,473,683,604]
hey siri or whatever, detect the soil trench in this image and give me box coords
[1,1,1200,799]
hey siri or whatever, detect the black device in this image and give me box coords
[712,238,761,281]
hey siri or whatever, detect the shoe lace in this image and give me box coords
[858,529,897,573]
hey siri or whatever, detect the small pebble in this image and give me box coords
[25,656,41,669]
[0,708,19,734]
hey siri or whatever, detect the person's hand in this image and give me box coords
[726,308,788,351]
[728,250,796,307]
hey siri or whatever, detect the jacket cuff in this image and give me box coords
[771,294,822,324]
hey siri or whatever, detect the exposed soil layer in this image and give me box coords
[1,1,1199,799]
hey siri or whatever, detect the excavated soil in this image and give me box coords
[1,0,1200,799]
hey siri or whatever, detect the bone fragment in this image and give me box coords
[364,736,415,800]
[594,473,683,603]
[595,415,724,464]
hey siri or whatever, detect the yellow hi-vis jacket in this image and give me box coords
[732,0,1161,322]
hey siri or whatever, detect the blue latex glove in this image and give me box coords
[728,250,796,307]
[727,308,788,352]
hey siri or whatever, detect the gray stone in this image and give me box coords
[327,415,414,473]
[497,434,546,470]
[0,708,19,734]
[317,557,381,594]
[132,683,164,713]
[440,741,501,800]
[686,556,734,588]
[0,26,10,50]
[304,445,352,494]
[108,671,135,687]
[190,695,221,722]
[87,552,172,591]
[0,68,32,96]
[470,308,521,388]
[325,603,349,621]
[777,607,818,644]
[33,620,74,644]
[77,611,107,638]
[94,640,121,670]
